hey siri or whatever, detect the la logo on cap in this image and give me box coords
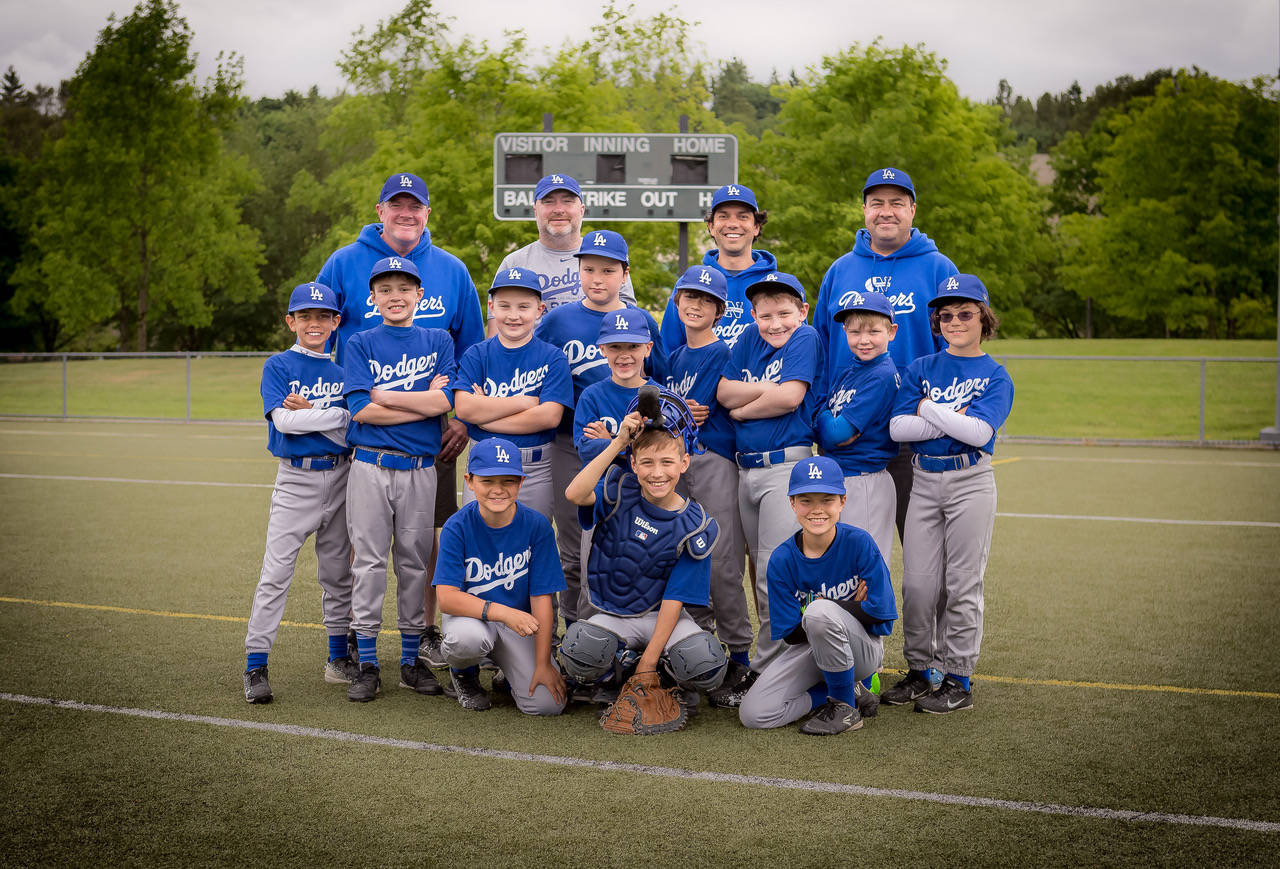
[727,185,740,195]
[615,314,628,329]
[552,174,564,184]
[508,268,521,280]
[882,169,895,180]
[496,446,510,463]
[400,175,413,187]
[765,273,778,282]
[698,269,712,286]
[944,276,959,292]
[310,286,323,300]
[389,257,402,269]
[808,463,823,479]
[593,233,606,246]
[850,291,865,306]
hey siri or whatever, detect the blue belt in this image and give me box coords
[288,454,346,471]
[735,445,812,469]
[353,448,434,470]
[913,450,984,472]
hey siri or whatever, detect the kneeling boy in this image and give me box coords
[561,388,728,724]
[432,437,567,715]
[740,456,897,735]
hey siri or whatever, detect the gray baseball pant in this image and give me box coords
[739,598,883,729]
[346,459,436,637]
[245,460,353,653]
[900,456,996,678]
[440,614,566,715]
[683,450,752,654]
[839,468,896,565]
[585,609,706,654]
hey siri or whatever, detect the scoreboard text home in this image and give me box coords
[493,132,739,222]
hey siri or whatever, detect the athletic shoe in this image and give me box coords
[798,699,862,735]
[444,669,492,711]
[914,676,974,714]
[854,679,879,719]
[323,656,359,684]
[880,670,933,706]
[243,667,272,704]
[418,625,447,669]
[590,682,619,706]
[347,663,381,702]
[399,660,444,695]
[707,663,757,708]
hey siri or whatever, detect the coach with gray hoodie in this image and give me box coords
[811,168,959,541]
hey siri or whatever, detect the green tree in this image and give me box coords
[1056,72,1279,337]
[13,0,263,351]
[711,59,781,136]
[749,42,1046,334]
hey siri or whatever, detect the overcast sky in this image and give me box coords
[3,0,1277,102]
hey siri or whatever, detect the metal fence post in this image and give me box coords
[1199,359,1206,444]
[61,354,68,418]
[185,353,192,421]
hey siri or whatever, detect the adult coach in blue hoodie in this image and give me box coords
[812,168,958,541]
[659,183,778,354]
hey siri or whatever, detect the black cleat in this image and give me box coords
[854,679,879,718]
[444,669,492,711]
[881,670,933,706]
[399,659,444,695]
[707,663,757,708]
[347,663,381,702]
[243,667,272,704]
[418,625,447,669]
[324,656,359,684]
[914,676,974,714]
[799,698,862,735]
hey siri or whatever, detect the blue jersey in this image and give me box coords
[454,336,573,448]
[573,377,657,465]
[820,352,900,474]
[667,340,734,461]
[659,249,778,354]
[432,501,566,611]
[261,347,348,459]
[579,467,712,614]
[813,229,957,390]
[534,301,669,432]
[721,324,820,454]
[317,224,483,365]
[767,523,897,641]
[892,351,1014,455]
[343,323,456,456]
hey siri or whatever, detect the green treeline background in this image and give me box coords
[1,0,1276,353]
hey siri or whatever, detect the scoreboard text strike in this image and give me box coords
[493,132,739,222]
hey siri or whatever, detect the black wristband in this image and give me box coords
[481,601,491,622]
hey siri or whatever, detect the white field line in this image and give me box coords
[997,512,1280,529]
[1015,455,1280,469]
[2,692,1277,835]
[0,428,258,440]
[0,473,271,489]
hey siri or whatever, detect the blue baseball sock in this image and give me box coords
[245,652,268,673]
[327,634,347,662]
[860,674,875,690]
[822,666,857,706]
[806,682,828,710]
[948,673,971,692]
[729,650,750,667]
[356,633,377,666]
[401,633,421,667]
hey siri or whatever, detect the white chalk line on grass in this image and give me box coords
[1017,455,1280,469]
[0,472,271,489]
[998,512,1280,529]
[2,691,1276,835]
[0,427,258,440]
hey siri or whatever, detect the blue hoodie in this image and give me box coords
[659,248,778,354]
[317,224,483,366]
[813,228,957,391]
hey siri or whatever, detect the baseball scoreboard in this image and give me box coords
[493,132,738,222]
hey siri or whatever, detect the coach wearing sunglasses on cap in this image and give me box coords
[811,167,960,543]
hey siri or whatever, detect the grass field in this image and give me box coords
[1,419,1278,866]
[1,339,1277,441]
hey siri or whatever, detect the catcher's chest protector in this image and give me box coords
[587,471,717,616]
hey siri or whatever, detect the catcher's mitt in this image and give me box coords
[600,670,688,735]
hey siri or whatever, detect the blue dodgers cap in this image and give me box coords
[369,256,422,287]
[467,437,526,477]
[744,271,806,303]
[534,173,582,200]
[710,183,758,212]
[597,308,652,344]
[379,172,430,206]
[489,266,543,296]
[929,273,990,308]
[834,289,895,323]
[288,282,340,314]
[673,265,728,303]
[862,167,915,202]
[788,456,846,496]
[575,229,629,264]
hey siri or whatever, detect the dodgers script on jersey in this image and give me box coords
[343,323,457,456]
[667,341,734,460]
[432,502,566,610]
[766,523,897,642]
[721,324,821,454]
[454,336,573,448]
[261,349,348,459]
[822,352,900,474]
[892,351,1015,455]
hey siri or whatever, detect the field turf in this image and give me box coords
[0,420,1277,865]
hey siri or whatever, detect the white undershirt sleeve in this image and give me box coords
[918,400,995,448]
[270,407,350,448]
[889,413,946,443]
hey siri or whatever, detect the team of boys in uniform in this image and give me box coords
[243,168,1014,735]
